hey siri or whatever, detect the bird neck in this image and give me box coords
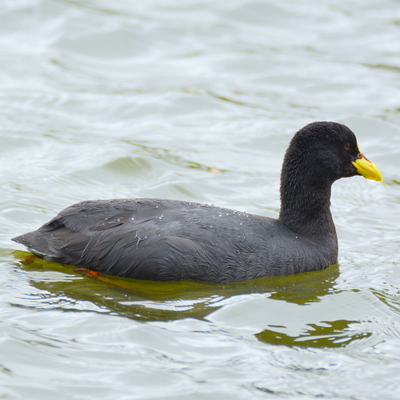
[278,172,336,238]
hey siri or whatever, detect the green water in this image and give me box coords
[1,1,400,399]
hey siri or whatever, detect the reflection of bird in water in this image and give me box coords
[16,252,339,323]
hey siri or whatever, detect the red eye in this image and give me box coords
[344,143,350,150]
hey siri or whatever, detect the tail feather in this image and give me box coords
[12,232,60,262]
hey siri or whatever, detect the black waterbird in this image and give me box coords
[13,122,383,283]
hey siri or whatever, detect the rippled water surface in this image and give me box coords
[1,1,400,399]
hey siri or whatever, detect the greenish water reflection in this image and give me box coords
[256,319,371,348]
[9,250,374,350]
[13,251,376,349]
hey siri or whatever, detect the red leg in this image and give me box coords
[74,268,132,289]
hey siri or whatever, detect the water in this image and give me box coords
[1,0,400,399]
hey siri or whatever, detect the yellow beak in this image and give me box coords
[352,149,383,182]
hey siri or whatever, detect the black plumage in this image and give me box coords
[12,121,383,283]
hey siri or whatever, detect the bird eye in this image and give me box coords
[344,143,350,150]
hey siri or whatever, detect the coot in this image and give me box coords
[13,122,383,283]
